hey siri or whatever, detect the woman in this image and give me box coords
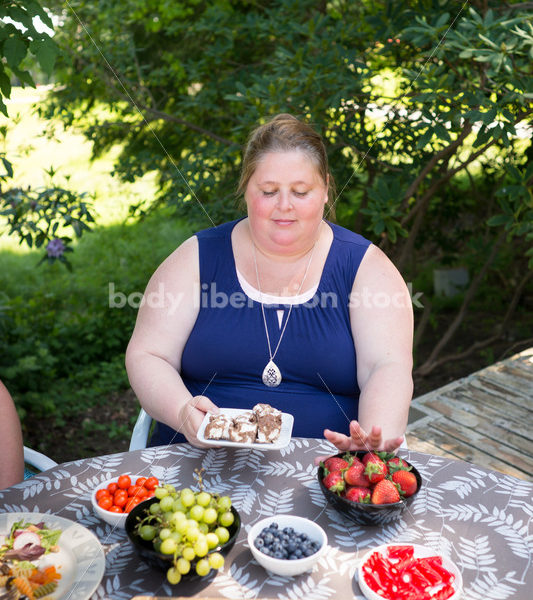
[0,379,24,488]
[125,114,413,452]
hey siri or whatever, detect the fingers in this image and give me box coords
[190,395,219,415]
[324,429,352,451]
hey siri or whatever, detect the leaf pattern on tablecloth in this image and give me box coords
[232,447,265,471]
[279,437,311,457]
[256,487,294,515]
[230,484,258,516]
[463,571,519,600]
[439,470,488,499]
[215,563,262,598]
[320,546,357,577]
[260,460,316,484]
[202,447,229,475]
[412,486,445,515]
[1,444,531,600]
[458,535,497,571]
[277,574,335,599]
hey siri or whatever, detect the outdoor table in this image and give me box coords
[1,438,531,599]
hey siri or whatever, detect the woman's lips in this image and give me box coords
[273,219,295,226]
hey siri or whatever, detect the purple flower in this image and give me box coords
[46,237,65,258]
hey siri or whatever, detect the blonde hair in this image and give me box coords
[237,113,336,214]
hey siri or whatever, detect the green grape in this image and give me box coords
[198,522,209,534]
[215,527,230,544]
[169,531,182,544]
[159,527,172,541]
[195,558,211,577]
[160,538,177,555]
[172,498,186,512]
[196,491,211,507]
[149,502,161,515]
[217,495,232,512]
[182,545,196,562]
[193,537,209,557]
[162,511,174,523]
[203,507,217,524]
[165,483,176,494]
[181,488,195,507]
[155,486,169,499]
[160,495,175,512]
[176,557,191,574]
[166,567,181,585]
[153,539,162,553]
[175,519,188,535]
[208,552,225,570]
[172,510,187,525]
[139,525,157,541]
[219,511,234,527]
[206,532,219,550]
[189,504,204,521]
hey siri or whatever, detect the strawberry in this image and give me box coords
[344,486,371,503]
[344,460,370,487]
[323,456,350,472]
[387,456,411,474]
[322,471,345,493]
[392,470,418,497]
[363,453,388,484]
[371,479,400,504]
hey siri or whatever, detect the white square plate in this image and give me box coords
[197,408,294,450]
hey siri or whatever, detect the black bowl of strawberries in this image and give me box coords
[317,451,422,526]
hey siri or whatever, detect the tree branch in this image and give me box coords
[414,269,533,375]
[415,229,508,376]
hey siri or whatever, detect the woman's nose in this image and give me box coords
[277,191,293,210]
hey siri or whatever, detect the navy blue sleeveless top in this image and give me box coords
[149,219,372,446]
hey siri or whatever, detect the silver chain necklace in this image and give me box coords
[252,240,318,387]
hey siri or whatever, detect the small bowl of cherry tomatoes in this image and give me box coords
[91,473,160,528]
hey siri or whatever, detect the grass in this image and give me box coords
[0,87,194,460]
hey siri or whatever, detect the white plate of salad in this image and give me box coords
[0,512,105,600]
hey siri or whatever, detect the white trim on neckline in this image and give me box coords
[236,268,318,305]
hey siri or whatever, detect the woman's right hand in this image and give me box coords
[177,395,220,447]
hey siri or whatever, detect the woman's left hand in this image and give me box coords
[314,421,404,465]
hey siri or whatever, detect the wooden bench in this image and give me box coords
[406,347,533,480]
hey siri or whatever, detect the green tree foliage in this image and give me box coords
[0,0,93,265]
[36,0,533,371]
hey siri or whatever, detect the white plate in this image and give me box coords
[357,543,462,600]
[0,512,105,600]
[197,408,294,449]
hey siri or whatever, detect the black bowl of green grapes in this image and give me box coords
[125,484,241,585]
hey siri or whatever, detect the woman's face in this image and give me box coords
[245,150,328,255]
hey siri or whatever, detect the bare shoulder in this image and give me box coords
[355,243,407,292]
[148,235,199,288]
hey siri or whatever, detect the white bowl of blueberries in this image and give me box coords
[247,514,328,577]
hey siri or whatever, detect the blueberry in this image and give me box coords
[255,538,264,548]
[283,527,294,535]
[263,532,274,544]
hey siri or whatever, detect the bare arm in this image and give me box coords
[0,380,24,488]
[324,244,413,452]
[125,236,218,446]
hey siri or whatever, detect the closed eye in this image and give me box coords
[294,191,308,197]
[262,190,277,197]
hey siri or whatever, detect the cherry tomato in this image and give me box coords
[146,490,155,498]
[113,489,128,508]
[117,475,131,490]
[108,505,123,513]
[98,496,113,510]
[95,489,111,501]
[135,477,147,487]
[128,485,142,497]
[125,497,141,513]
[144,476,159,490]
[132,486,148,500]
[107,482,118,494]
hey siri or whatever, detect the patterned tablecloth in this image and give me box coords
[1,439,532,599]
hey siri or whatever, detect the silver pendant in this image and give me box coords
[262,360,282,387]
